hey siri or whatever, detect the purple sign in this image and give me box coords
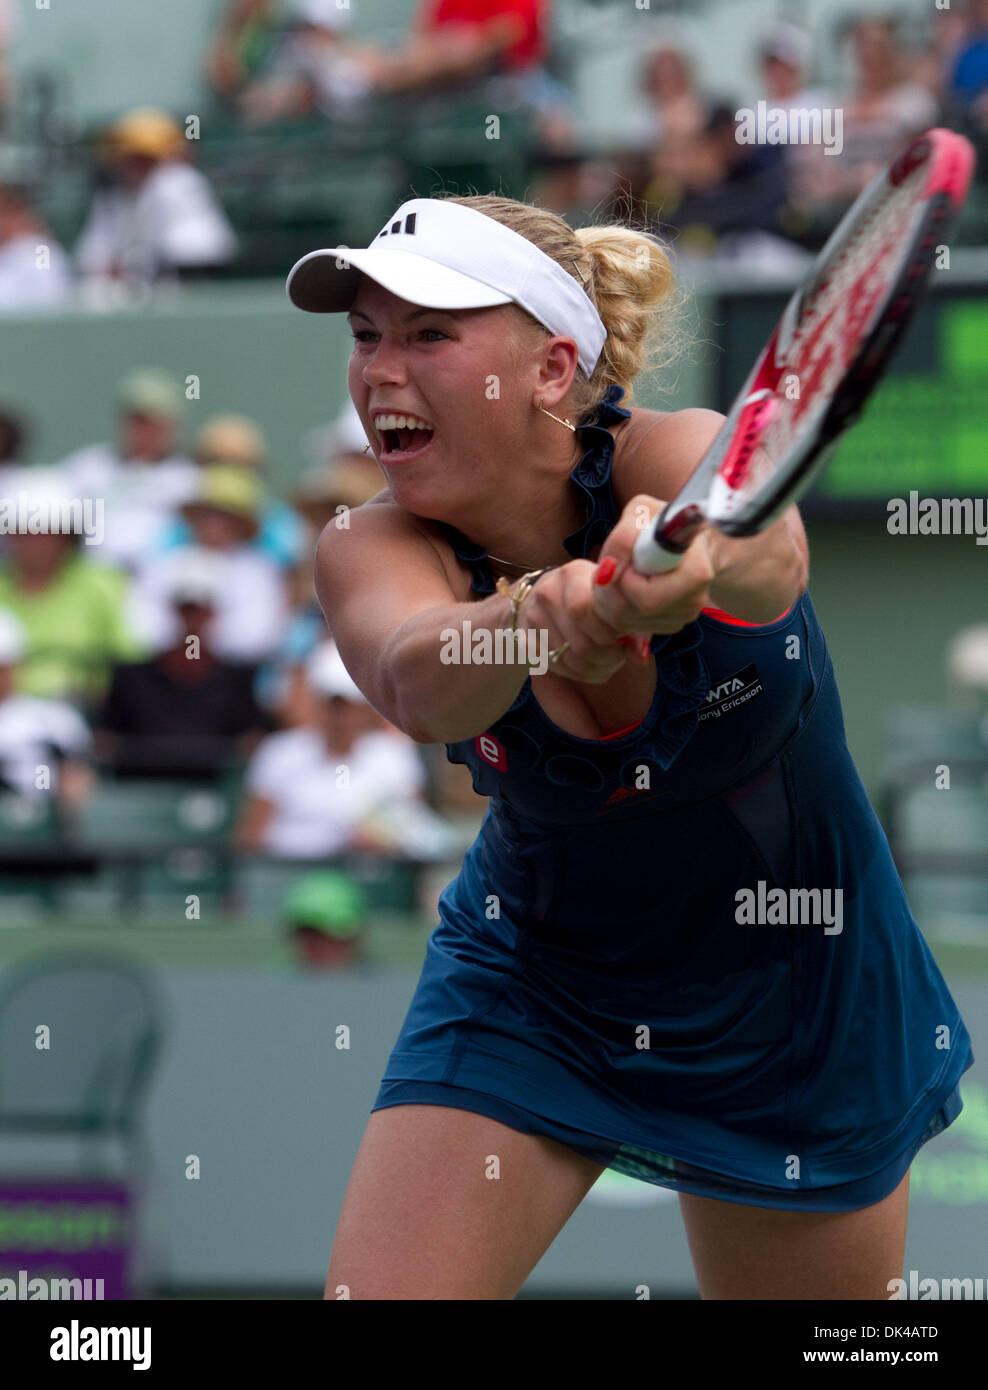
[0,1179,134,1300]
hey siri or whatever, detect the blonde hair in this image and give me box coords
[442,192,684,423]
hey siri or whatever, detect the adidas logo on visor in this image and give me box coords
[377,213,417,238]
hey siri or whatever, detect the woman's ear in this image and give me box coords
[536,335,580,410]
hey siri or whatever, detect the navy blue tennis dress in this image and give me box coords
[373,385,974,1211]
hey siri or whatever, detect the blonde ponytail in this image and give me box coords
[442,192,684,421]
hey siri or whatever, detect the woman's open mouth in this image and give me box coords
[373,413,435,462]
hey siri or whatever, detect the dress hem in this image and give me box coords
[376,1044,973,1197]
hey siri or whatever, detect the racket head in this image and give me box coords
[695,128,976,537]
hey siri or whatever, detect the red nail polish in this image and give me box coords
[596,557,617,586]
[639,636,651,660]
[618,635,634,648]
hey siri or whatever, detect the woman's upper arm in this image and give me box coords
[314,500,460,726]
[613,406,809,571]
[613,405,728,505]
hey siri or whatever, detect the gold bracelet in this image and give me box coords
[495,567,553,631]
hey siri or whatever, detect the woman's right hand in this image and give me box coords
[518,560,648,684]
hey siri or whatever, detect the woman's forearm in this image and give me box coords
[380,590,535,744]
[705,508,809,622]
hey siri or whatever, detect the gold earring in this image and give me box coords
[537,396,575,432]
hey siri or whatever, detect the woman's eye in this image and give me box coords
[350,328,447,343]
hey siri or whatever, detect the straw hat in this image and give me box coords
[194,415,266,468]
[181,463,264,539]
[104,108,185,162]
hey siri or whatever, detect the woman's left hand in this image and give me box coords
[590,493,716,636]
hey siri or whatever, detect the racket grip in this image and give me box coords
[632,528,686,573]
[632,504,705,575]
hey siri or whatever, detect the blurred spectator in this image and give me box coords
[0,0,13,130]
[656,105,811,271]
[0,469,144,705]
[293,455,384,540]
[0,406,27,465]
[58,367,199,573]
[625,45,708,195]
[300,395,379,486]
[130,467,289,663]
[156,413,304,570]
[207,0,285,105]
[0,610,93,811]
[97,549,268,780]
[254,399,378,722]
[815,15,939,207]
[910,5,969,112]
[282,869,368,970]
[0,166,73,310]
[239,0,529,124]
[414,0,543,72]
[947,624,988,724]
[413,1,574,150]
[236,641,454,859]
[239,1,373,122]
[756,22,836,219]
[256,453,383,724]
[947,0,988,136]
[0,407,29,512]
[74,107,237,293]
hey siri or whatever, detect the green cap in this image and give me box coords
[283,871,367,937]
[117,367,185,421]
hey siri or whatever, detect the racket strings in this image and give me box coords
[754,172,927,467]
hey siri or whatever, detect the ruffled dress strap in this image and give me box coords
[437,384,709,768]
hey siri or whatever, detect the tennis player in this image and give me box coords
[287,194,974,1300]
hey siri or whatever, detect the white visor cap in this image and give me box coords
[286,198,607,378]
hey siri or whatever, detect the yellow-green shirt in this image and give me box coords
[0,555,146,704]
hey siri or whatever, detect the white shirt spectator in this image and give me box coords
[0,693,91,798]
[0,232,73,309]
[268,31,375,117]
[244,725,425,857]
[58,443,200,571]
[74,160,237,282]
[130,544,289,663]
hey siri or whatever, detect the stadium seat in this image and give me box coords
[0,792,67,918]
[881,703,988,934]
[0,950,163,1178]
[71,778,240,917]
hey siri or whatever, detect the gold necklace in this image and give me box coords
[485,552,541,571]
[485,498,592,573]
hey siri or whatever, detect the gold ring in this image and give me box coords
[548,641,570,664]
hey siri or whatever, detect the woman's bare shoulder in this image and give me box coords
[318,487,474,598]
[611,404,726,507]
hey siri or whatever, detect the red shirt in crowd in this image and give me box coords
[416,0,548,71]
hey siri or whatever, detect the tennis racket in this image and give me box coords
[632,127,976,574]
